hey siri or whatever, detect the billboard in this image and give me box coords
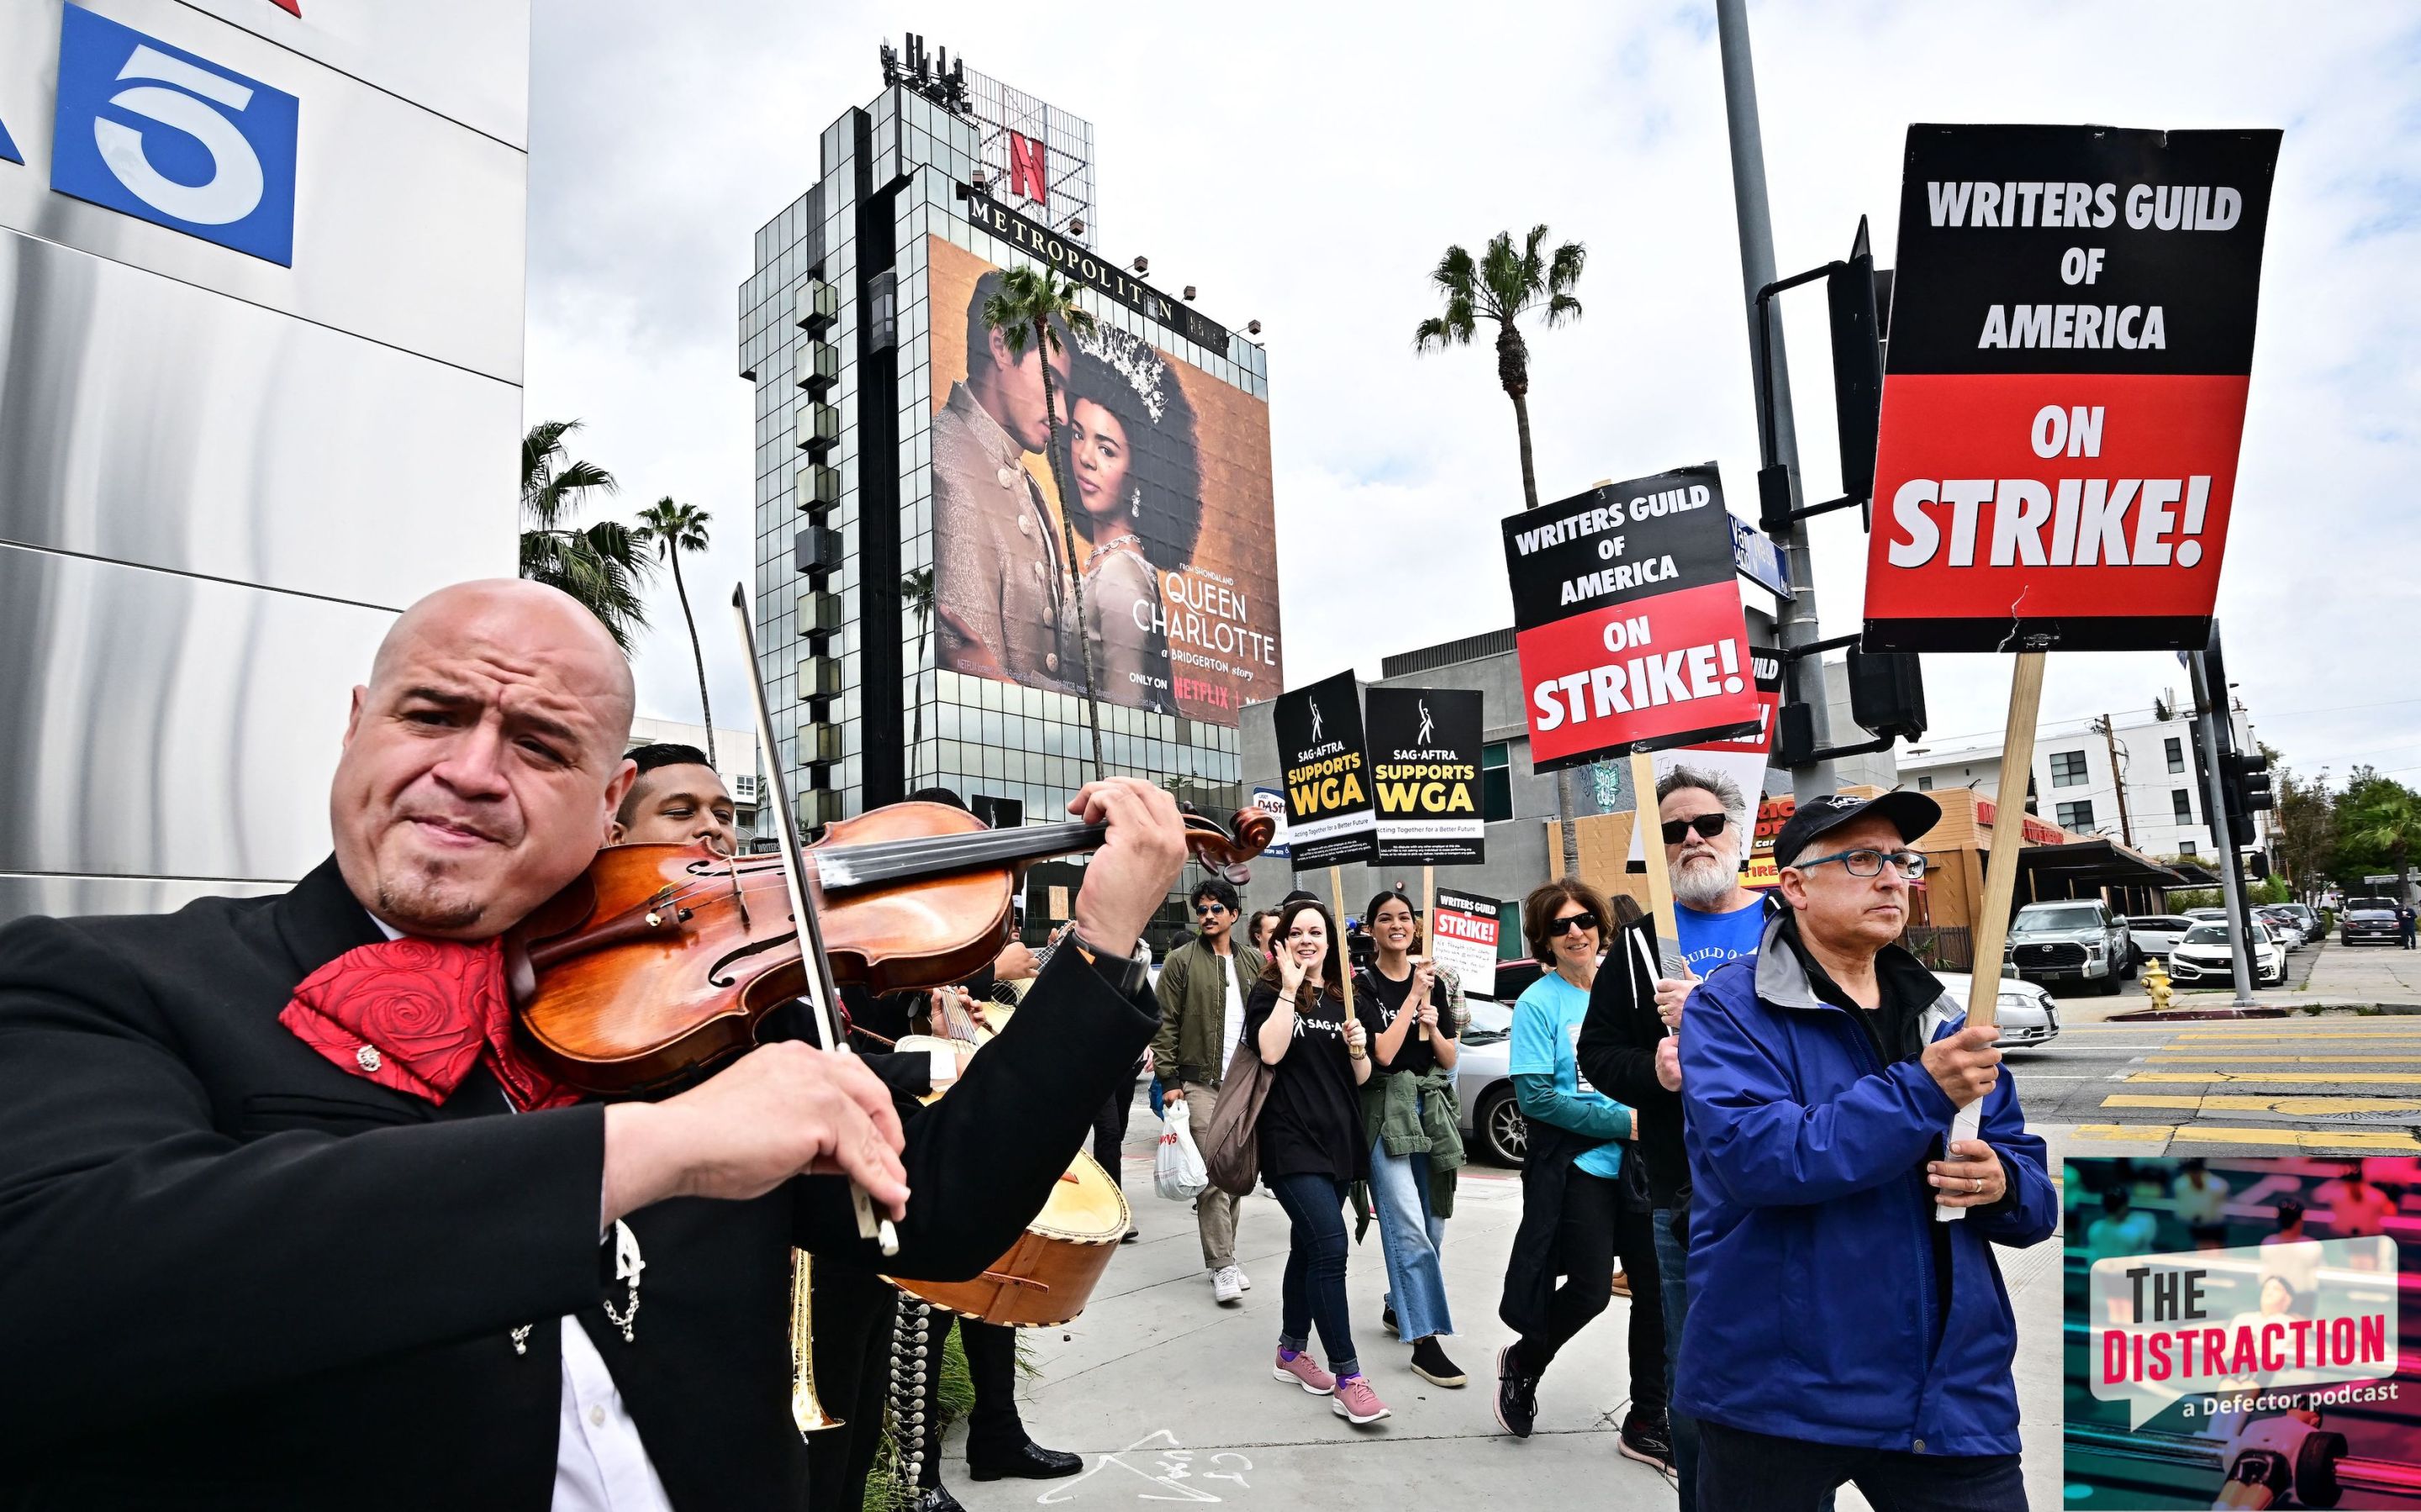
[1366,687,1485,866]
[1502,465,1764,772]
[1863,124,2280,652]
[925,234,1279,725]
[1273,671,1377,871]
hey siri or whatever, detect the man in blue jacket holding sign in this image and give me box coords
[1677,792,2054,1511]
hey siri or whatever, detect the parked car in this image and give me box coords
[2273,903,2319,939]
[1455,997,1524,1166]
[2168,919,2285,988]
[1935,971,2061,1048]
[2342,898,2404,946]
[2125,914,2196,966]
[2005,900,2134,994]
[2253,906,2308,949]
[2182,907,2229,923]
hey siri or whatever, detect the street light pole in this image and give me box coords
[1716,0,1838,799]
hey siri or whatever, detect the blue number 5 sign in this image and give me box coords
[50,6,299,265]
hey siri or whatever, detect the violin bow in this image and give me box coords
[730,585,899,1257]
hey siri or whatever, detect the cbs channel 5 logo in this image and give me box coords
[49,5,299,266]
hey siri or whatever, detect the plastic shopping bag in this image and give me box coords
[1154,1096,1209,1202]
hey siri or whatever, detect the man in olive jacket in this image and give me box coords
[1152,877,1267,1304]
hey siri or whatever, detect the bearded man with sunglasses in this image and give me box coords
[1675,792,2055,1511]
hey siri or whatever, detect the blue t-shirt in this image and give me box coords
[1676,898,1766,979]
[1510,973,1627,1178]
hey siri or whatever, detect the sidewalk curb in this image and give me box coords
[2107,1001,2421,1020]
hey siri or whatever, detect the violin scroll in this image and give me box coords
[1177,804,1277,887]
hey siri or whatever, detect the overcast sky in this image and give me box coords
[525,0,2421,800]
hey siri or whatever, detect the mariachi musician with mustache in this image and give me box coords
[0,579,1176,1509]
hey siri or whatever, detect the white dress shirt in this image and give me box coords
[362,913,674,1511]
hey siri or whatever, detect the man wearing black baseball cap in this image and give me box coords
[1674,789,2056,1511]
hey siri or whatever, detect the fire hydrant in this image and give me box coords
[2143,956,2174,1012]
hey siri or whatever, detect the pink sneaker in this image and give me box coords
[1331,1372,1390,1425]
[1272,1348,1336,1395]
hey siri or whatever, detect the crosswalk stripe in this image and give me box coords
[2169,1025,2421,1035]
[2145,1055,2421,1063]
[2102,1093,2421,1114]
[2074,1124,2421,1151]
[2123,1071,2421,1084]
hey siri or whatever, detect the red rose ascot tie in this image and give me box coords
[279,936,578,1111]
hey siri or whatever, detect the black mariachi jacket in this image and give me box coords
[0,858,1156,1510]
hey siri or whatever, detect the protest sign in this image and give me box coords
[1864,124,2279,652]
[1627,643,1782,863]
[1365,688,1485,866]
[1249,786,1292,861]
[1502,464,1763,772]
[1428,890,1501,1000]
[1273,671,1376,871]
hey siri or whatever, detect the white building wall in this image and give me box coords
[1897,701,2269,861]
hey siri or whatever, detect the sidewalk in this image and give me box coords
[939,1108,2062,1510]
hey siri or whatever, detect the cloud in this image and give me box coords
[527,0,2421,796]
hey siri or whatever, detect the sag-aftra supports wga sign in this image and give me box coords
[2090,1239,2399,1431]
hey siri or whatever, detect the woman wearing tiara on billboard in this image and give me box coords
[1064,326,1201,714]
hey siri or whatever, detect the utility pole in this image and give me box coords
[1716,0,1837,801]
[2188,652,2257,1006]
[2093,714,2134,847]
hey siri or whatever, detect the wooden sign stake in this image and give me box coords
[1417,864,1435,1040]
[1629,748,1681,944]
[1938,649,2046,1224]
[1328,865,1356,1025]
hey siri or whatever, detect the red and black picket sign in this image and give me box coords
[1863,124,2281,653]
[1501,464,1764,772]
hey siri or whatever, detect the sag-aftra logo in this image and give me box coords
[1,5,301,266]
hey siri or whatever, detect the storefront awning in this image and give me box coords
[1986,838,2192,893]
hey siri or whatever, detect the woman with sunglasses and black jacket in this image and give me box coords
[1494,877,1673,1476]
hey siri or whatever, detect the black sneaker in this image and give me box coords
[1618,1409,1676,1473]
[1493,1346,1538,1438]
[1381,1303,1398,1336]
[1410,1336,1466,1388]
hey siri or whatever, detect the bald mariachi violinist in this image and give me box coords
[0,579,1179,1509]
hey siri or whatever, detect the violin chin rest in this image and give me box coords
[503,939,537,1007]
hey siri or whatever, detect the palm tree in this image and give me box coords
[981,266,1105,781]
[901,566,934,785]
[1416,226,1587,869]
[520,420,653,651]
[1414,225,1585,511]
[635,497,717,770]
[2343,777,2421,901]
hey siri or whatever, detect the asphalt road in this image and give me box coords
[2012,941,2421,1154]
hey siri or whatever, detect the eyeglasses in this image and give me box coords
[1545,913,1600,938]
[1195,901,1230,916]
[1790,847,1928,880]
[1661,813,1731,846]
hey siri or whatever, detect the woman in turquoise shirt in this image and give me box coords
[1493,879,1673,1474]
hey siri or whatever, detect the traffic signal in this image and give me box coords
[2221,750,2273,848]
[1846,646,1927,744]
[1828,218,1887,508]
[2246,851,2271,881]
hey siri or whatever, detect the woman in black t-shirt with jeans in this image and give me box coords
[1247,898,1387,1425]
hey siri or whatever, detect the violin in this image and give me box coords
[503,799,1273,1096]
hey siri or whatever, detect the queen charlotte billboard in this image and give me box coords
[925,234,1279,727]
